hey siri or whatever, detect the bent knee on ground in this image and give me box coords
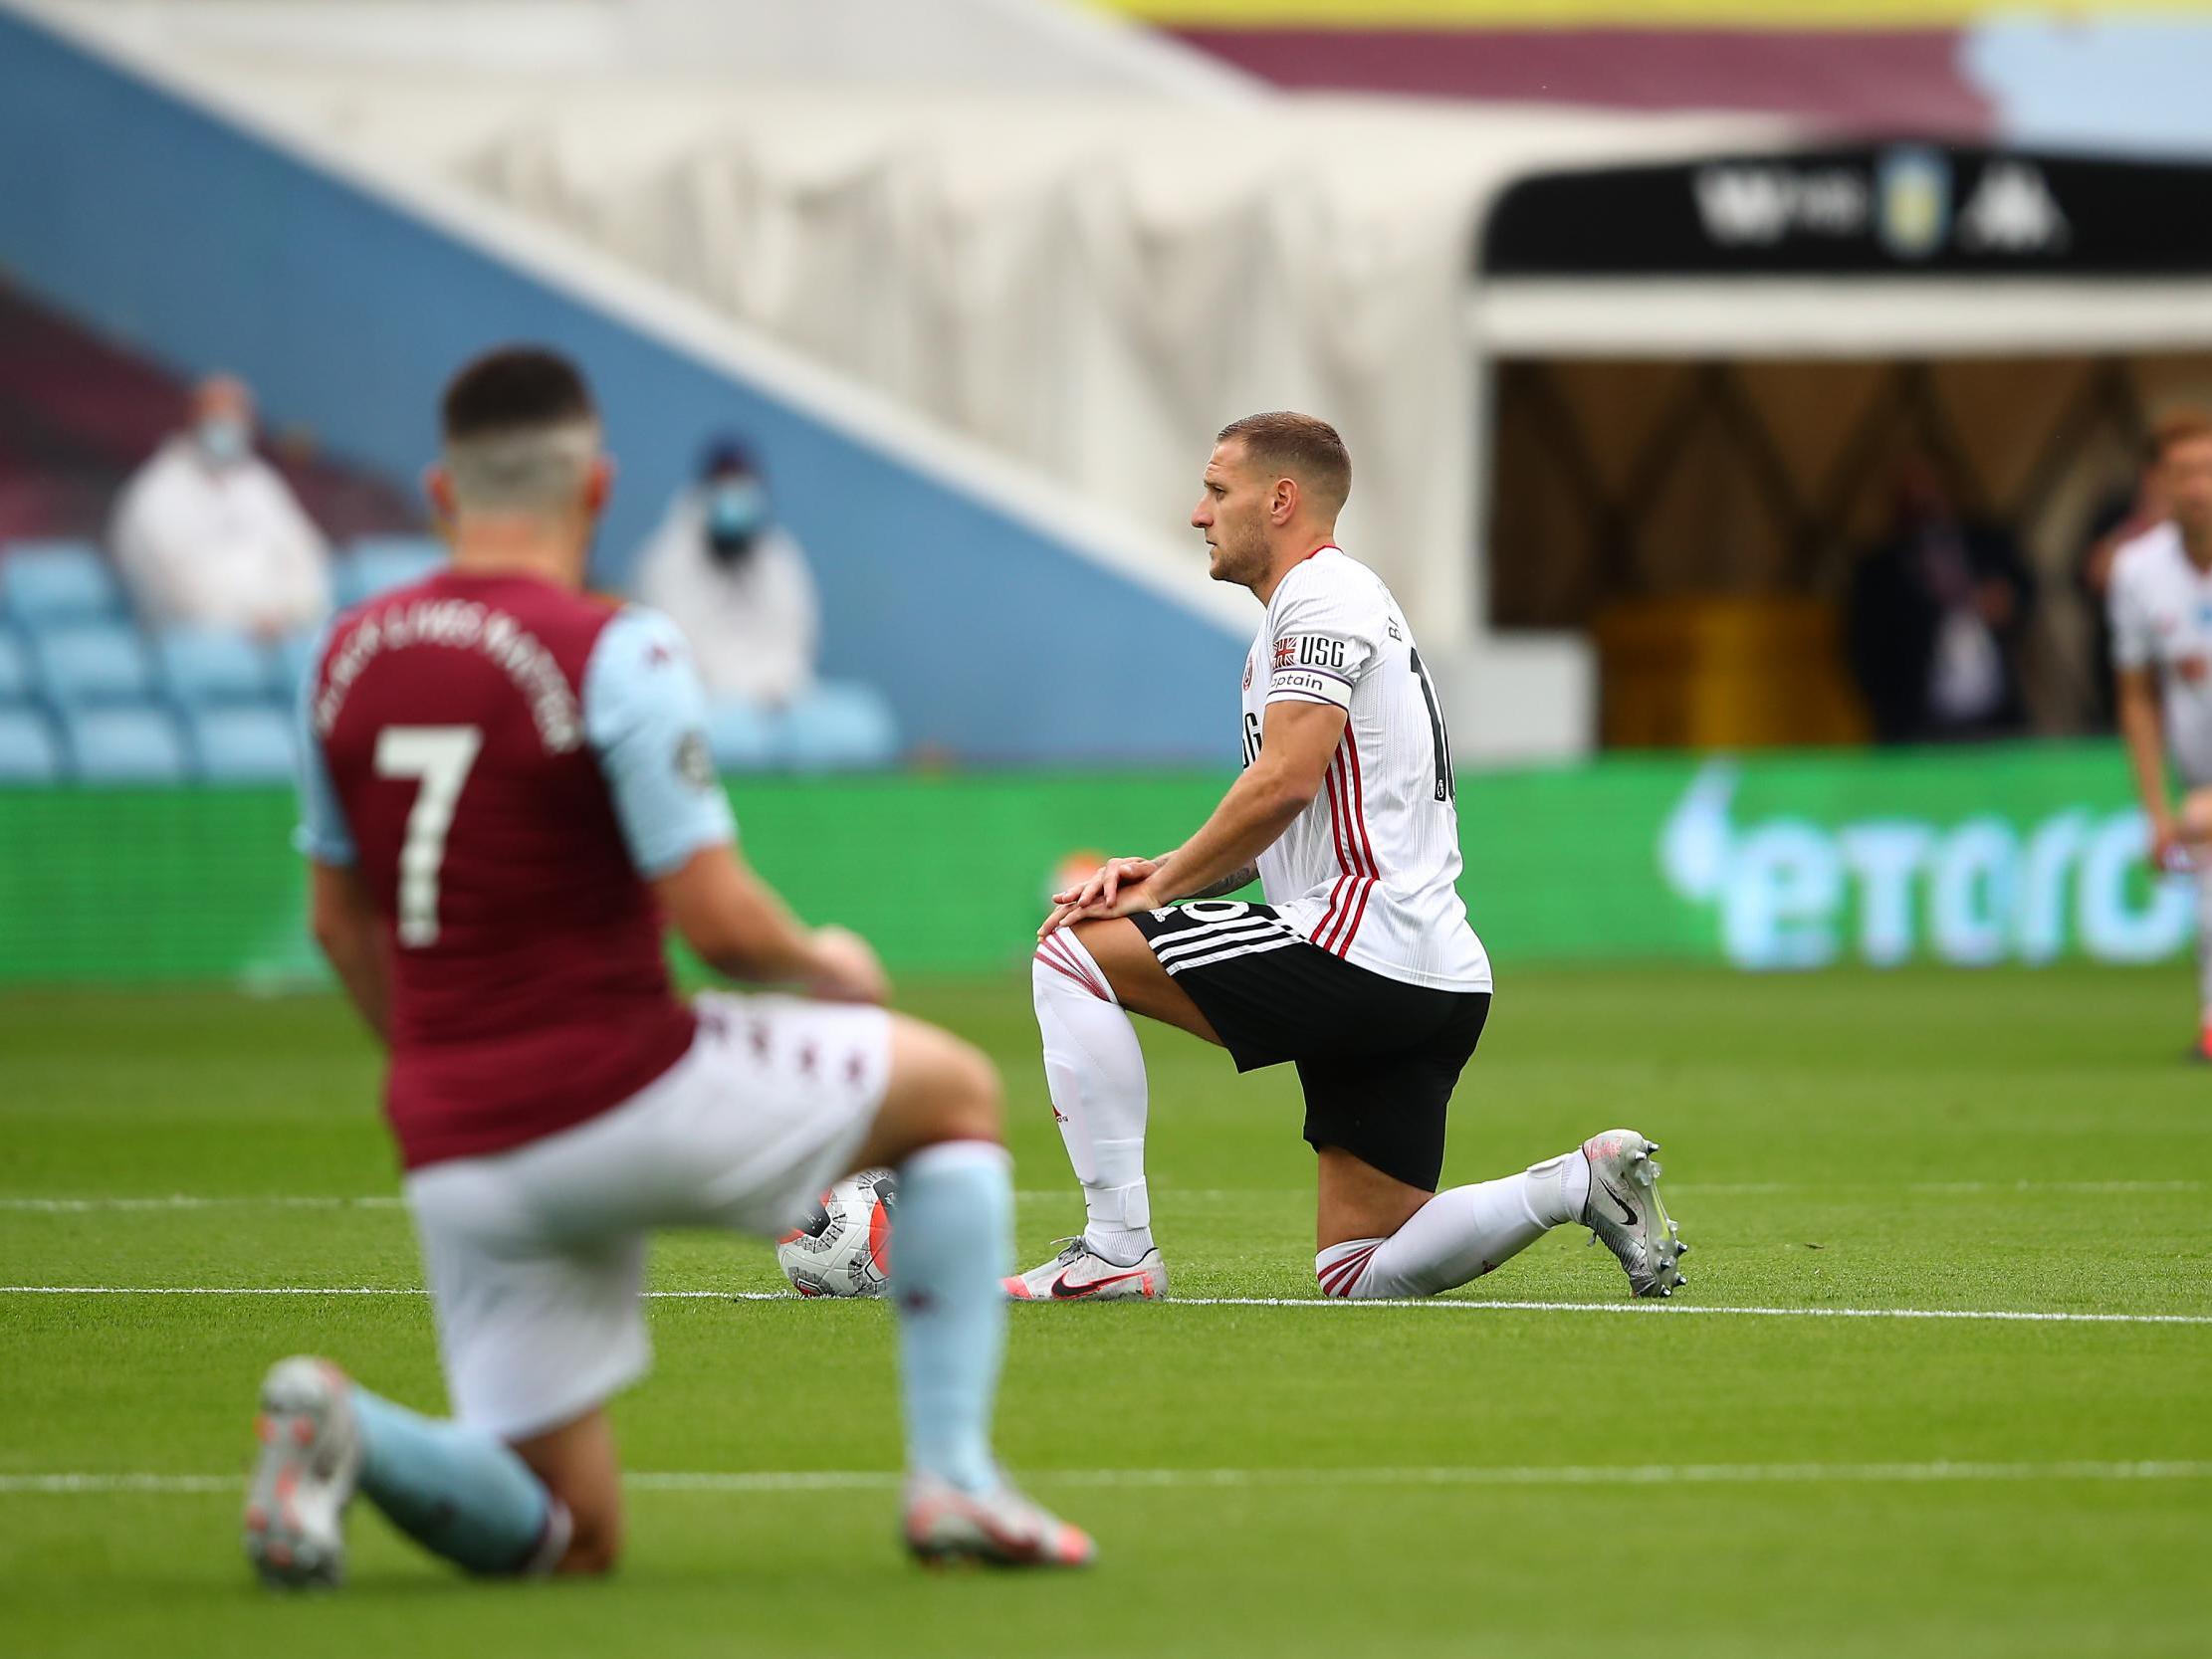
[555,1509,623,1576]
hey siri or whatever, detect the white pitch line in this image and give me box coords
[2,1181,2200,1214]
[5,1460,2208,1499]
[5,1285,2210,1328]
[0,1192,1247,1212]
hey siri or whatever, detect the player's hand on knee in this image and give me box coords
[1043,856,1158,936]
[805,926,890,1005]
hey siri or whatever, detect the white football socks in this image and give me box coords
[1031,932,1155,1265]
[1315,1148,1589,1299]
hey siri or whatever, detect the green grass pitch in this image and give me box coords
[2,964,2208,1658]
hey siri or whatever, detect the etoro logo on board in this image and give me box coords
[1659,761,2191,970]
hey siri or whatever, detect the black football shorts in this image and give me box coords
[1127,901,1489,1192]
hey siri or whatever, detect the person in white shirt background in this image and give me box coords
[2107,406,2212,1059]
[109,374,332,638]
[633,438,819,711]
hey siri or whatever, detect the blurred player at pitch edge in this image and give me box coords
[2109,406,2212,1060]
[1016,413,1688,1304]
[244,347,1092,1586]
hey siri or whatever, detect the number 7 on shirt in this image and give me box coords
[373,726,484,947]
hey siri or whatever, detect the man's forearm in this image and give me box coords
[1149,767,1309,904]
[1181,863,1260,901]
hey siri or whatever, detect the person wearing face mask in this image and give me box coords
[633,439,819,710]
[110,374,332,638]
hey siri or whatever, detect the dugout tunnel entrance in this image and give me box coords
[1467,144,2212,748]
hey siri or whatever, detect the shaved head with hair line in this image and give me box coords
[439,347,602,517]
[427,345,612,589]
[1216,411,1352,517]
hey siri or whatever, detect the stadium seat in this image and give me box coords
[333,536,445,607]
[774,682,900,771]
[705,700,776,771]
[0,628,30,703]
[1,540,123,627]
[0,707,61,781]
[31,622,155,706]
[155,627,277,707]
[186,705,296,783]
[59,705,189,784]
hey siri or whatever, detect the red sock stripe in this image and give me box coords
[1043,934,1110,1001]
[1320,1252,1376,1298]
[1318,1242,1381,1297]
[1035,936,1110,1002]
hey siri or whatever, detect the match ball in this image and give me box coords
[775,1169,897,1298]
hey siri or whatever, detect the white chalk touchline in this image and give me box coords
[0,1192,1246,1212]
[4,1285,2208,1327]
[0,1180,2198,1215]
[4,1460,2207,1498]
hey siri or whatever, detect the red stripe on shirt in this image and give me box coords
[1316,752,1360,952]
[1333,733,1382,957]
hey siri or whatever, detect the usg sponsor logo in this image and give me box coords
[1659,761,2189,970]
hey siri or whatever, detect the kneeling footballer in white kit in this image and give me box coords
[1015,413,1687,1304]
[244,346,1090,1587]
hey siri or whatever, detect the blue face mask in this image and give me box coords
[196,416,250,466]
[706,481,767,542]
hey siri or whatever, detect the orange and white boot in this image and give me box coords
[243,1356,362,1588]
[903,1471,1096,1568]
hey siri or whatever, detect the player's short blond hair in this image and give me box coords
[1217,412,1351,515]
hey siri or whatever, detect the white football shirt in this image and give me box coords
[2108,521,2212,787]
[1241,545,1491,992]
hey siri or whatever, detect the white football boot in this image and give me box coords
[1580,1130,1688,1299]
[1003,1237,1169,1302]
[903,1472,1097,1568]
[243,1356,362,1588]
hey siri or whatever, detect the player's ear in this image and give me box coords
[423,464,455,523]
[1272,476,1299,525]
[582,455,615,518]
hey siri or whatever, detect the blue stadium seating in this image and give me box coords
[154,626,277,707]
[333,536,445,607]
[0,628,29,703]
[0,539,122,626]
[705,700,776,771]
[31,622,154,706]
[185,705,295,782]
[59,706,189,783]
[774,682,900,771]
[0,708,61,781]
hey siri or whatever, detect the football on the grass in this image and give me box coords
[775,1169,897,1298]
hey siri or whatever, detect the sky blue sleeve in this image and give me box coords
[290,623,356,866]
[583,606,738,879]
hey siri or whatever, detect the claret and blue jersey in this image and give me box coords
[294,571,736,1169]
